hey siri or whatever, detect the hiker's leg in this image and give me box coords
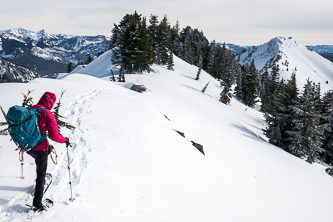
[29,150,48,208]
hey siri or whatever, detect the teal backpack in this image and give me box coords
[6,105,47,151]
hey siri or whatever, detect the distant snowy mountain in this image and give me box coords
[0,57,38,82]
[307,45,333,62]
[307,45,333,63]
[308,45,333,53]
[239,37,333,92]
[0,28,108,75]
[216,42,246,55]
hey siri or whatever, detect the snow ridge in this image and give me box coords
[1,47,333,221]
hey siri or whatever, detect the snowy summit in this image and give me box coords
[240,37,333,91]
[0,47,333,221]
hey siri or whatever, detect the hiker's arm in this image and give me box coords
[46,112,66,144]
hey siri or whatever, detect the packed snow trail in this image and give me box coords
[0,86,245,222]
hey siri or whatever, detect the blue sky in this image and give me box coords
[0,0,332,46]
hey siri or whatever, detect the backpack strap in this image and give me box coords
[34,107,49,141]
[36,107,48,113]
[19,147,24,162]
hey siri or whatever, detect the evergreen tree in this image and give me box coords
[220,81,232,105]
[202,82,210,93]
[219,43,235,104]
[0,121,7,135]
[85,54,93,65]
[118,68,125,82]
[260,70,271,112]
[169,20,181,58]
[195,67,202,80]
[269,63,280,96]
[122,70,126,82]
[287,70,298,102]
[67,62,74,73]
[2,90,36,134]
[110,69,116,81]
[195,51,203,80]
[148,14,159,62]
[242,60,258,107]
[264,71,298,152]
[181,27,195,65]
[234,63,243,101]
[191,29,209,68]
[22,89,34,107]
[206,41,218,78]
[321,90,333,165]
[288,79,324,163]
[52,91,75,135]
[155,15,170,65]
[314,82,322,112]
[109,24,120,49]
[167,48,174,70]
[264,80,286,148]
[111,11,154,73]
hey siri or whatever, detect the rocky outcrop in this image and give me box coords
[130,84,147,93]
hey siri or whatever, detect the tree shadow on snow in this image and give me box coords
[3,204,30,213]
[230,123,267,143]
[180,84,214,99]
[0,186,29,192]
[0,176,20,179]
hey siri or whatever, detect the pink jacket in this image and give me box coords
[31,92,66,151]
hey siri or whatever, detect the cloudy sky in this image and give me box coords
[1,0,332,46]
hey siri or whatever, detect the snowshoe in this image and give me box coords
[25,198,54,212]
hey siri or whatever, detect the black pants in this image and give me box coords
[27,150,48,208]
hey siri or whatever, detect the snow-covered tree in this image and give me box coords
[148,14,159,62]
[288,79,324,163]
[167,48,174,70]
[242,60,258,108]
[155,15,170,65]
[321,90,333,165]
[220,81,232,105]
[52,91,75,135]
[234,63,243,101]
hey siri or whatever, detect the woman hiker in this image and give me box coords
[27,91,70,211]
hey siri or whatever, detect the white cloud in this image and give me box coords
[0,0,332,46]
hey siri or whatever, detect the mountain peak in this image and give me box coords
[239,36,333,91]
[37,29,46,35]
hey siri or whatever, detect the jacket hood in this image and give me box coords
[37,92,57,110]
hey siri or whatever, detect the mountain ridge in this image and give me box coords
[0,28,108,75]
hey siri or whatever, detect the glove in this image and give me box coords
[65,137,72,147]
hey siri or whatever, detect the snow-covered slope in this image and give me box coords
[1,52,333,222]
[240,37,333,91]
